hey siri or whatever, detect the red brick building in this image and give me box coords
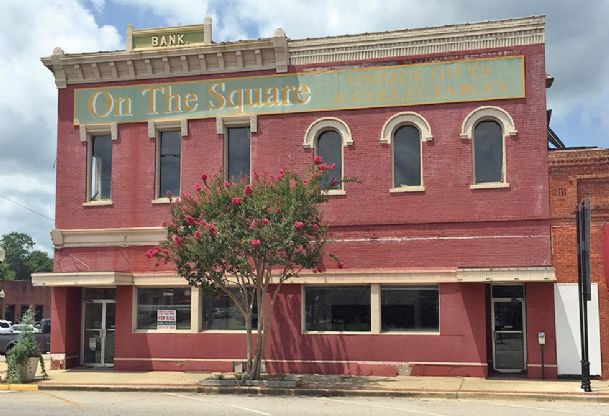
[0,280,51,323]
[35,16,557,377]
[549,148,609,378]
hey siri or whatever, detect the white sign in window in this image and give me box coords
[157,309,177,330]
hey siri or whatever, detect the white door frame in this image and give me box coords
[81,299,115,368]
[491,286,527,372]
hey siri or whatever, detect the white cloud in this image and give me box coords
[0,0,122,253]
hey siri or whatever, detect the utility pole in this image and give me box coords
[576,199,592,393]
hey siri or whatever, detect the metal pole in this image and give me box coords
[540,343,545,380]
[577,201,592,392]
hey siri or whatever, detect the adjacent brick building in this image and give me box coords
[549,148,609,378]
[35,16,557,377]
[0,280,51,323]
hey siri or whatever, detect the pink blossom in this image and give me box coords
[261,218,269,225]
[166,190,173,199]
[313,155,322,165]
[330,178,337,187]
[337,261,344,269]
[250,239,261,248]
[244,185,253,195]
[208,223,217,237]
[231,197,241,206]
[201,174,208,182]
[294,221,305,230]
[185,215,196,225]
[329,163,336,170]
[145,247,159,258]
[224,181,232,188]
[195,183,203,191]
[312,224,319,231]
[194,230,202,239]
[279,169,285,178]
[250,219,258,229]
[172,235,184,246]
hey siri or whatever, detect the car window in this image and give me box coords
[0,322,9,328]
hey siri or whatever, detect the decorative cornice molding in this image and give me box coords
[549,149,609,167]
[288,16,544,66]
[41,16,543,89]
[41,34,289,88]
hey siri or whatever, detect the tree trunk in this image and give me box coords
[244,310,253,379]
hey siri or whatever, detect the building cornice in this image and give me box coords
[288,16,544,66]
[41,30,289,88]
[51,227,167,249]
[548,148,609,168]
[41,16,543,88]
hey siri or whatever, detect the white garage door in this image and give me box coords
[554,283,602,376]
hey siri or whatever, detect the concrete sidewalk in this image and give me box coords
[19,366,609,403]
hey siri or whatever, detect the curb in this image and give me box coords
[34,383,609,403]
[0,384,39,391]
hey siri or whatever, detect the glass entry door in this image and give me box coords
[82,300,115,367]
[492,294,526,372]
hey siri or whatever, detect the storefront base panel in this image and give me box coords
[527,365,558,379]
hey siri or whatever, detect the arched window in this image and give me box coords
[393,125,421,188]
[473,120,503,184]
[315,130,342,190]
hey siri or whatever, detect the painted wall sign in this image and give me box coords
[74,56,525,125]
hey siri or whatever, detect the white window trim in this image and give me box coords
[148,120,188,203]
[460,106,517,140]
[303,117,353,149]
[381,112,431,192]
[132,286,199,333]
[82,124,117,205]
[301,284,441,335]
[461,106,515,188]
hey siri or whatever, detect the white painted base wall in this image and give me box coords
[554,283,602,376]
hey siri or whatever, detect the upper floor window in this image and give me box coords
[460,106,516,189]
[316,130,342,190]
[88,134,112,201]
[158,131,181,198]
[226,127,250,181]
[393,125,421,188]
[473,120,503,184]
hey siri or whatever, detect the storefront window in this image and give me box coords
[203,288,257,330]
[136,288,191,330]
[305,286,370,332]
[381,286,439,332]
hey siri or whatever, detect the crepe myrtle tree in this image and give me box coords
[147,158,346,380]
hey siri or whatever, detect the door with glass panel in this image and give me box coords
[491,285,526,372]
[82,297,115,367]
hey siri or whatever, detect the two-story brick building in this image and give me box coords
[34,16,556,378]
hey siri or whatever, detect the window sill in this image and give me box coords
[303,330,371,335]
[83,200,113,207]
[201,329,249,334]
[470,182,510,190]
[151,197,181,204]
[132,329,192,333]
[389,185,425,193]
[379,331,440,336]
[321,189,346,196]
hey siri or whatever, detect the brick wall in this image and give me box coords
[53,43,551,272]
[0,280,51,323]
[549,148,609,378]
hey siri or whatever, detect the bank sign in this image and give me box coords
[73,56,525,125]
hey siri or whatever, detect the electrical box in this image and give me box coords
[538,331,546,345]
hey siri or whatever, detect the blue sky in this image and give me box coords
[0,0,608,253]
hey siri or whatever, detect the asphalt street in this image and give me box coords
[0,391,608,416]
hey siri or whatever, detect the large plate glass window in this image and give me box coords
[136,288,191,330]
[203,288,258,330]
[381,286,439,332]
[305,286,370,331]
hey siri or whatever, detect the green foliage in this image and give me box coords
[5,308,44,384]
[150,162,347,379]
[0,232,53,280]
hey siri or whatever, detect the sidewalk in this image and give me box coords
[21,366,609,402]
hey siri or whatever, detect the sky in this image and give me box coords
[0,0,608,254]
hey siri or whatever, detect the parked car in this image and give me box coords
[11,324,41,334]
[0,320,12,334]
[0,319,50,355]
